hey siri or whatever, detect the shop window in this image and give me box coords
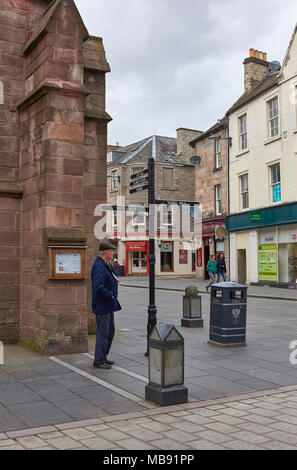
[270,163,281,203]
[288,244,297,282]
[160,241,174,272]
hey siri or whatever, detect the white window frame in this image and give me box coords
[239,114,247,151]
[215,138,222,169]
[269,162,281,204]
[215,184,222,216]
[240,173,249,210]
[268,96,279,139]
[111,170,118,190]
[132,207,146,226]
[162,206,173,226]
[112,210,118,227]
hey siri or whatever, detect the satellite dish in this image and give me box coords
[269,61,281,71]
[190,156,201,165]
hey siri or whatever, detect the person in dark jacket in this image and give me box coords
[216,252,227,283]
[112,259,121,276]
[91,241,122,369]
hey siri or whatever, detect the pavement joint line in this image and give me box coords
[48,356,156,410]
[84,352,148,383]
[121,283,297,302]
[84,353,197,401]
[3,383,297,440]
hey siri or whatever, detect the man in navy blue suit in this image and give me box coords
[91,240,122,369]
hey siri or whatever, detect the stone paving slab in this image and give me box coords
[1,386,297,449]
[1,285,297,435]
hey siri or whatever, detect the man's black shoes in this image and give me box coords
[106,360,114,366]
[93,362,111,369]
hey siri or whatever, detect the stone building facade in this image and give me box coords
[106,135,199,276]
[190,119,229,280]
[0,0,110,354]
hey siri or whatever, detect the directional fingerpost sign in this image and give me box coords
[130,168,149,194]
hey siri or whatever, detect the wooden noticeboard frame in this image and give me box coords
[49,247,87,280]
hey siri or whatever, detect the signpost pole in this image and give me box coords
[146,157,157,356]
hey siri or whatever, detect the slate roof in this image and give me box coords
[189,117,227,147]
[108,135,183,167]
[226,72,279,115]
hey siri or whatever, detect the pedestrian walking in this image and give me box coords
[205,254,217,291]
[112,258,121,276]
[216,252,227,283]
[91,240,122,369]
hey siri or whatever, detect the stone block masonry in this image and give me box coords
[0,0,111,354]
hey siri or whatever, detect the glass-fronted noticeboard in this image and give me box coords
[49,247,87,280]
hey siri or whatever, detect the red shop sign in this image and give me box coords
[293,234,297,241]
[126,241,147,251]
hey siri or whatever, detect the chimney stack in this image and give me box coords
[244,49,269,93]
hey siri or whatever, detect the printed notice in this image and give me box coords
[55,252,82,274]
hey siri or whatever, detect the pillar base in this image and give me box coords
[181,318,204,328]
[208,340,247,348]
[145,384,188,406]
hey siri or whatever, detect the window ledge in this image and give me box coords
[265,135,281,146]
[213,166,223,173]
[235,149,249,158]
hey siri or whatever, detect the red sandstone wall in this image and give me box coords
[0,0,110,352]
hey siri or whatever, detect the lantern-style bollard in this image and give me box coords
[181,285,204,328]
[145,323,188,406]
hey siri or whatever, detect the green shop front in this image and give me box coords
[226,202,297,286]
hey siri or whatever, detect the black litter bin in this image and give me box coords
[208,282,247,347]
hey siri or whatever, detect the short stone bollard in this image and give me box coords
[181,285,204,328]
[145,323,188,406]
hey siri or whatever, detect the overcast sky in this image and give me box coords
[75,0,297,146]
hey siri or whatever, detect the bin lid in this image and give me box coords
[213,282,247,289]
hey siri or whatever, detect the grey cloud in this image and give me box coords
[76,0,297,145]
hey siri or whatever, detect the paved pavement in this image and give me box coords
[1,279,297,449]
[120,276,297,301]
[2,386,297,450]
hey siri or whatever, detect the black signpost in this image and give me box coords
[146,157,157,356]
[129,164,200,356]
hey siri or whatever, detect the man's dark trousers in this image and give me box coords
[94,313,115,364]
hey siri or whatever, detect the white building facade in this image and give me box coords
[227,30,297,286]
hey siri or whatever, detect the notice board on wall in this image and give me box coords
[49,247,86,280]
